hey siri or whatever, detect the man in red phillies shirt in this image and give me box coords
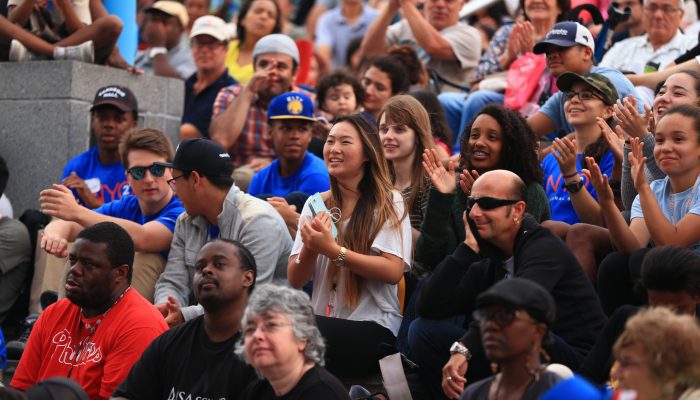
[10,222,167,398]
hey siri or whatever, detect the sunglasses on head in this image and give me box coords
[128,164,166,180]
[467,196,520,210]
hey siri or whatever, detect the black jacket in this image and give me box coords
[417,216,606,356]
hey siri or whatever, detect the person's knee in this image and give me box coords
[98,15,123,37]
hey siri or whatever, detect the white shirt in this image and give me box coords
[600,30,698,74]
[291,191,413,336]
[8,0,91,25]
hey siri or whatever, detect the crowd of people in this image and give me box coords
[1,0,700,398]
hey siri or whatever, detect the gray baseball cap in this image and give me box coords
[252,34,299,65]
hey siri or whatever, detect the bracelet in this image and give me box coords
[563,172,579,179]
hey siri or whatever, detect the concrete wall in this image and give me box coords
[0,60,184,216]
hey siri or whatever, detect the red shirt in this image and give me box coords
[11,288,168,399]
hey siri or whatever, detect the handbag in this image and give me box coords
[504,52,547,111]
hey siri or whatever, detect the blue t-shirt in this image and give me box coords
[61,147,130,207]
[0,327,6,369]
[631,176,700,253]
[248,152,330,197]
[95,194,184,259]
[539,66,644,138]
[542,150,615,224]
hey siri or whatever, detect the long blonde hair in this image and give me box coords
[378,95,435,215]
[327,114,403,308]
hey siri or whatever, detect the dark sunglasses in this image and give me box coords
[473,309,528,328]
[467,196,520,210]
[128,164,166,180]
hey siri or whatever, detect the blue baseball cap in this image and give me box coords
[533,21,595,55]
[267,92,315,122]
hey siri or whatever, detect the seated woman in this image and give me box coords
[288,114,412,378]
[225,0,282,84]
[417,104,549,271]
[611,307,700,400]
[587,104,700,315]
[458,279,565,400]
[238,284,350,399]
[378,95,436,245]
[360,55,410,125]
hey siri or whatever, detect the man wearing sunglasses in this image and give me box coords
[38,128,184,302]
[409,170,606,399]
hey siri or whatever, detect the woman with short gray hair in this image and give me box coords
[236,284,350,399]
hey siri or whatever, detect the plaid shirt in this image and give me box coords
[212,84,316,168]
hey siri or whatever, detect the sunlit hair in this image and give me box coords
[235,284,325,366]
[119,128,174,169]
[460,105,543,186]
[378,95,435,217]
[613,307,700,393]
[326,114,403,307]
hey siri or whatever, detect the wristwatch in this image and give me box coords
[333,246,346,267]
[449,341,472,360]
[565,179,584,194]
[148,46,167,59]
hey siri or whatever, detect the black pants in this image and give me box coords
[597,248,651,316]
[315,315,396,378]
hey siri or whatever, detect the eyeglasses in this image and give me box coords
[467,196,520,210]
[643,4,681,14]
[167,174,188,191]
[243,320,292,338]
[473,309,533,327]
[127,164,166,180]
[563,90,605,103]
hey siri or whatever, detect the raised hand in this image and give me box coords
[300,212,336,257]
[462,210,480,253]
[628,138,648,192]
[458,169,480,196]
[582,157,614,205]
[39,184,83,221]
[422,149,456,194]
[597,117,624,164]
[613,95,650,139]
[551,137,578,178]
[62,172,102,209]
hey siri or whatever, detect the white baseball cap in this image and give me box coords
[189,15,229,41]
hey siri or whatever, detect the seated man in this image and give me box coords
[10,222,168,398]
[134,1,196,79]
[248,92,330,237]
[63,85,139,209]
[153,138,292,324]
[2,0,126,65]
[600,0,698,103]
[210,34,316,191]
[181,15,236,140]
[409,170,606,399]
[111,239,257,400]
[580,245,700,385]
[360,0,481,91]
[39,128,184,302]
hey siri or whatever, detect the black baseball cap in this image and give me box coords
[26,377,89,400]
[155,138,233,177]
[90,85,138,114]
[476,278,556,326]
[556,72,619,106]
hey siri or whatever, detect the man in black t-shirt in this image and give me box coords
[111,239,258,400]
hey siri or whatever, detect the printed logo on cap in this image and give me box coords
[286,95,305,115]
[98,86,126,99]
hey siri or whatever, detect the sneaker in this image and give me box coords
[6,313,38,360]
[349,385,372,400]
[9,39,35,62]
[55,40,94,63]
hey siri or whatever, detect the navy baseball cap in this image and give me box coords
[476,278,556,326]
[267,92,315,122]
[533,21,595,55]
[155,138,233,177]
[90,85,138,114]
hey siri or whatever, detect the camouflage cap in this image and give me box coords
[556,72,619,105]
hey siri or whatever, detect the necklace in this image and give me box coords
[67,287,131,377]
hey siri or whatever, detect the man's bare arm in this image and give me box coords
[359,0,399,58]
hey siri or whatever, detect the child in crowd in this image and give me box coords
[316,70,363,124]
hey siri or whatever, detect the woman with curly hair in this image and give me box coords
[361,55,410,124]
[612,307,700,400]
[417,104,548,270]
[288,114,412,378]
